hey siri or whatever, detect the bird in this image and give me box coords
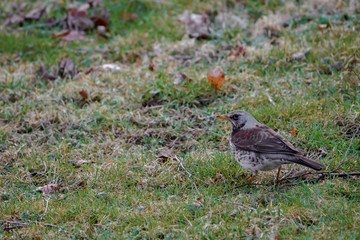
[217,110,326,182]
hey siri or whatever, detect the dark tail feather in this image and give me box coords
[290,155,326,171]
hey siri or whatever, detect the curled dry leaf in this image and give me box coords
[158,150,174,160]
[79,90,88,99]
[2,14,24,26]
[24,7,46,21]
[207,66,225,90]
[149,59,155,71]
[36,184,59,194]
[178,10,210,39]
[59,58,77,78]
[38,65,56,81]
[174,72,188,85]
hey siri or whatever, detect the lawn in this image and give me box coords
[0,0,359,239]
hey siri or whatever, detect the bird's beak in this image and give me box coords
[217,115,229,120]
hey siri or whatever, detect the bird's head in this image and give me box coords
[217,110,259,130]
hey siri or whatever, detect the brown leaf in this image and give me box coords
[91,16,108,30]
[2,14,24,26]
[41,17,59,28]
[291,128,298,135]
[291,48,311,61]
[53,30,85,41]
[61,30,86,41]
[59,58,77,78]
[174,72,188,85]
[233,45,246,57]
[24,7,46,21]
[207,66,225,89]
[36,184,59,194]
[38,65,56,81]
[178,10,210,39]
[149,59,155,71]
[79,90,88,99]
[62,8,94,31]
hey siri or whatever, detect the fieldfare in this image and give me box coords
[217,110,326,182]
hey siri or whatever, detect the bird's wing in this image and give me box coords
[231,125,301,154]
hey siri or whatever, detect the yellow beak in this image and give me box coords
[217,115,229,120]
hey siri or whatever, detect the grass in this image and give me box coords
[1,0,360,239]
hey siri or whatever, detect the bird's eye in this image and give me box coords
[231,115,239,120]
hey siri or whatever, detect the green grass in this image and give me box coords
[1,0,360,239]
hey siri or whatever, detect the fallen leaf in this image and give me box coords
[52,29,71,39]
[42,17,59,28]
[2,14,24,26]
[174,72,188,85]
[178,10,210,39]
[24,7,46,21]
[79,90,88,99]
[52,30,86,42]
[59,58,77,78]
[158,150,174,161]
[62,8,94,31]
[291,128,297,135]
[207,66,225,89]
[61,31,86,41]
[36,184,59,194]
[331,61,343,71]
[38,65,56,81]
[149,59,155,71]
[90,16,108,30]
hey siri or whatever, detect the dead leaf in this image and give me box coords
[207,66,225,89]
[174,72,189,85]
[38,65,56,81]
[291,128,298,135]
[2,14,24,26]
[158,150,174,160]
[59,58,77,78]
[24,7,46,21]
[62,8,94,31]
[90,16,108,30]
[42,17,59,28]
[233,45,246,57]
[62,30,86,41]
[149,59,155,71]
[79,90,88,99]
[52,30,86,42]
[36,184,59,194]
[178,10,210,39]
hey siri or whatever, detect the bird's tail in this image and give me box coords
[290,155,326,171]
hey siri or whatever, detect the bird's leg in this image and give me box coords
[276,166,282,181]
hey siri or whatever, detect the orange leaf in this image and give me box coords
[291,128,297,135]
[207,66,225,89]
